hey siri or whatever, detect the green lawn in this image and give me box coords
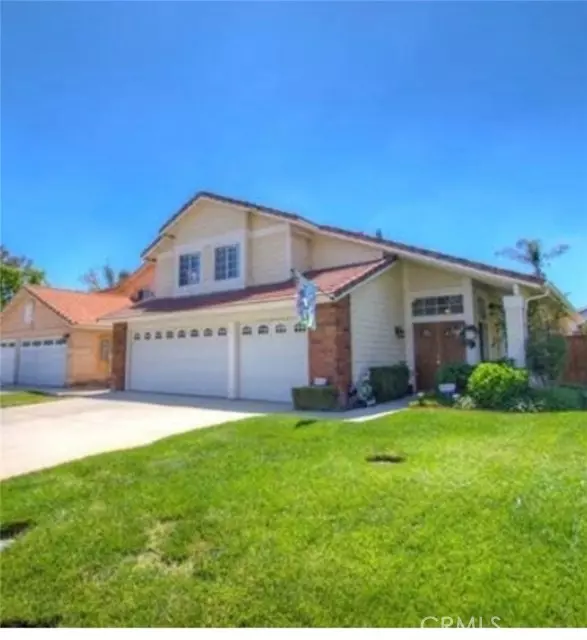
[1,410,586,627]
[0,391,58,409]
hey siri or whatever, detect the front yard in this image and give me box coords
[0,391,58,409]
[1,410,585,627]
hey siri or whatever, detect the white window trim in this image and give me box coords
[178,251,202,288]
[410,293,465,320]
[214,243,241,282]
[168,230,246,296]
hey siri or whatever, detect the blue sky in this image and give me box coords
[2,2,586,305]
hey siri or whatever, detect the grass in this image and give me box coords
[1,410,586,627]
[0,391,58,409]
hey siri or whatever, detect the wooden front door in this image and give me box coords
[413,321,466,390]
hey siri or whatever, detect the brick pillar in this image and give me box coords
[309,298,352,400]
[111,322,128,390]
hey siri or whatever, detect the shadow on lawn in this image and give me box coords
[0,520,33,540]
[1,617,61,628]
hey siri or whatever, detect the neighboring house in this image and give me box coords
[101,191,575,401]
[0,265,154,387]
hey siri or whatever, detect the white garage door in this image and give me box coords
[129,325,229,397]
[239,320,308,402]
[18,337,67,387]
[1,341,17,386]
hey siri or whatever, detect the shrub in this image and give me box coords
[291,386,339,411]
[526,333,568,385]
[467,362,529,409]
[531,386,586,411]
[435,362,476,392]
[369,363,410,402]
[454,395,477,410]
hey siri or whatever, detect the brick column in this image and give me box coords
[111,322,128,390]
[309,298,352,399]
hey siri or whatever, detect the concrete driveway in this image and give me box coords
[0,391,286,480]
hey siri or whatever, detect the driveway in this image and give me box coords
[0,391,286,480]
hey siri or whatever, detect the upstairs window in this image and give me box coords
[178,253,201,287]
[214,244,239,281]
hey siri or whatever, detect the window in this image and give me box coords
[154,331,162,340]
[22,341,31,347]
[32,340,42,347]
[55,338,67,345]
[43,339,54,346]
[144,332,152,341]
[275,323,287,334]
[134,333,141,341]
[178,253,201,287]
[100,338,111,362]
[214,244,239,281]
[294,323,306,333]
[23,301,34,326]
[203,328,213,337]
[412,295,464,317]
[217,327,227,336]
[166,330,174,339]
[258,324,270,335]
[190,329,199,338]
[178,330,186,339]
[242,325,252,336]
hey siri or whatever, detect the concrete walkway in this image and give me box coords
[0,390,409,480]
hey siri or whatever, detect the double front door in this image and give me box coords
[413,321,466,391]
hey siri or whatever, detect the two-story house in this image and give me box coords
[103,191,573,403]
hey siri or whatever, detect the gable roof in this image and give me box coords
[141,190,543,287]
[25,286,132,326]
[101,258,394,322]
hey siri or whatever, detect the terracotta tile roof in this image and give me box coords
[142,190,543,286]
[26,286,132,325]
[102,258,395,321]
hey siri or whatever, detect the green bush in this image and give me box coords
[531,386,587,411]
[291,385,339,411]
[369,363,410,402]
[467,363,529,409]
[435,362,476,392]
[526,333,568,385]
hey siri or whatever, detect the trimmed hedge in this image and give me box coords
[467,362,529,409]
[435,362,476,393]
[532,386,587,411]
[291,385,339,411]
[369,363,410,402]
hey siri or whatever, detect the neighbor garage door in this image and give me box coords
[18,337,67,387]
[1,340,18,385]
[239,320,308,402]
[129,324,229,397]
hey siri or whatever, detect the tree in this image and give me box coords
[495,238,572,342]
[375,229,383,240]
[0,245,47,309]
[81,264,131,291]
[496,238,569,280]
